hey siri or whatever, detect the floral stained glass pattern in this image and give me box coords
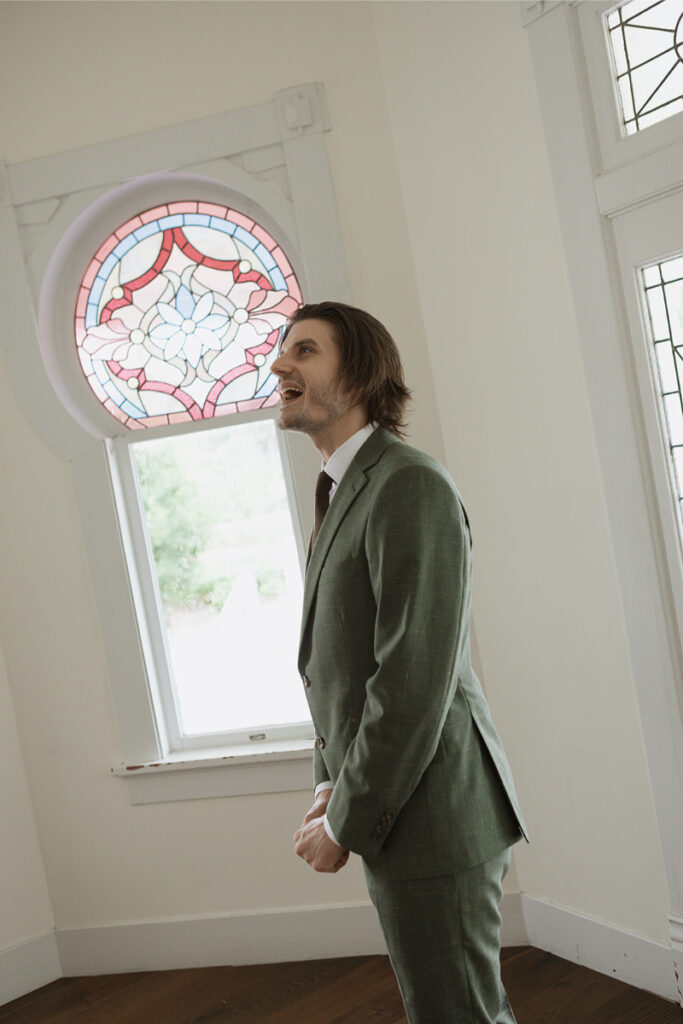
[74,202,302,428]
[605,0,683,135]
[642,253,683,540]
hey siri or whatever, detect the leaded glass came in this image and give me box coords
[75,202,302,428]
[642,253,683,542]
[605,0,683,135]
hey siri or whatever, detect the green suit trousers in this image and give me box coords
[364,848,517,1024]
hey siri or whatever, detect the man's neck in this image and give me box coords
[313,411,370,463]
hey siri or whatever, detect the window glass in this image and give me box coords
[604,0,683,135]
[642,252,683,540]
[132,417,309,737]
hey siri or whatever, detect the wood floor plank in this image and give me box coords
[500,947,681,1024]
[502,948,623,1022]
[1,948,680,1023]
[117,958,360,1024]
[258,956,400,1024]
[0,973,156,1024]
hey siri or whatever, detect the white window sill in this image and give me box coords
[112,739,314,805]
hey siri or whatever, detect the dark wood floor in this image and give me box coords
[1,947,681,1023]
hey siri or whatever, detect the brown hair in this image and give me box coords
[284,301,412,438]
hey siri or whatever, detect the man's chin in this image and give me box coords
[276,408,308,434]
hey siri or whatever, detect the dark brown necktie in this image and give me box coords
[312,470,334,547]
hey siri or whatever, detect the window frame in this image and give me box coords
[611,193,683,636]
[0,85,349,800]
[112,408,315,756]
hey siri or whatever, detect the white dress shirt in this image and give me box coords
[311,422,376,847]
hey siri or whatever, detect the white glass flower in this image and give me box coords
[149,285,230,367]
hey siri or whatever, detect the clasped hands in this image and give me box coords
[293,788,349,873]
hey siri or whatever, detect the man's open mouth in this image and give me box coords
[280,386,303,404]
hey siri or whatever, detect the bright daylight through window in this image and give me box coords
[132,419,308,737]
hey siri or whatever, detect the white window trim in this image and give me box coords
[0,84,349,802]
[523,0,683,985]
[111,408,314,756]
[110,741,316,806]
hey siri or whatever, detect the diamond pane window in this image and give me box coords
[605,0,683,135]
[74,201,302,429]
[642,253,683,541]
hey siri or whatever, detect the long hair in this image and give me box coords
[283,301,412,438]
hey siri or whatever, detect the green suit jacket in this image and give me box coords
[298,428,528,879]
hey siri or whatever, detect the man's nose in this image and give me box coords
[271,351,288,376]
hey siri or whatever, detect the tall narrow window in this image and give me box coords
[604,0,683,135]
[642,253,683,544]
[75,200,308,750]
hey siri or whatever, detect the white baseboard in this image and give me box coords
[522,893,680,1004]
[57,901,387,976]
[6,894,679,1013]
[0,931,61,1007]
[669,914,683,1006]
[501,892,527,947]
[57,891,524,977]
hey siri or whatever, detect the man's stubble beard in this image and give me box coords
[276,379,354,437]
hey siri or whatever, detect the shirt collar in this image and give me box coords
[324,422,376,491]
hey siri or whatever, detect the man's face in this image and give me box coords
[270,318,359,443]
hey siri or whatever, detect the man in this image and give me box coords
[271,301,528,1024]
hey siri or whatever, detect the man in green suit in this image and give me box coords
[271,301,528,1023]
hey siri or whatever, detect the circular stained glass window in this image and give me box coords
[74,201,302,429]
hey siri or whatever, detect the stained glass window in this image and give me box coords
[642,253,683,540]
[604,0,683,135]
[74,201,302,429]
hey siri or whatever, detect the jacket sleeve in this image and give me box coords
[325,461,472,860]
[313,741,331,790]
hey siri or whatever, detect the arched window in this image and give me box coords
[68,199,311,753]
[3,87,347,798]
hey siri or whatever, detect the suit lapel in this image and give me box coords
[299,428,394,644]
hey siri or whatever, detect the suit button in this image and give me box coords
[301,674,311,688]
[316,736,326,749]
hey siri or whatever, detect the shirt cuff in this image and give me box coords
[323,812,340,847]
[314,781,334,799]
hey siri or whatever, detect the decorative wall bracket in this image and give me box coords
[521,1,564,28]
[275,83,330,140]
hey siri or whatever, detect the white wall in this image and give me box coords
[0,634,56,990]
[0,0,442,933]
[372,0,669,941]
[0,0,671,972]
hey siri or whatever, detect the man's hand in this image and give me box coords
[293,817,349,872]
[302,788,333,825]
